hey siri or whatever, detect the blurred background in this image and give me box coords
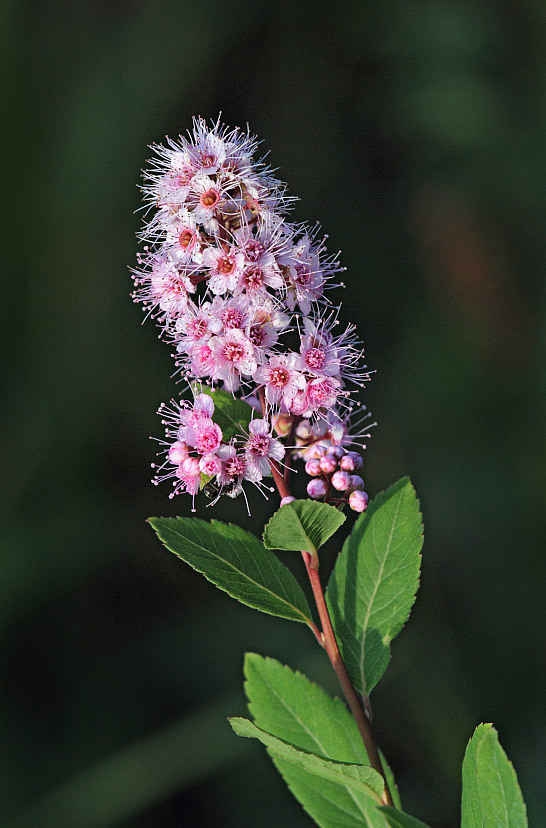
[2,0,545,825]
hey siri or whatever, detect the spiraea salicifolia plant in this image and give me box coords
[135,117,529,828]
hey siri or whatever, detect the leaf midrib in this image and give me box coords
[359,488,405,694]
[255,673,381,824]
[165,524,311,624]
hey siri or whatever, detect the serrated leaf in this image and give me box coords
[199,386,254,442]
[243,653,399,827]
[325,478,423,696]
[149,518,312,625]
[379,806,431,828]
[263,500,346,554]
[229,718,384,802]
[461,723,527,828]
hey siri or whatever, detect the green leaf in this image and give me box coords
[229,718,384,802]
[199,386,254,442]
[325,477,423,696]
[149,518,313,625]
[244,653,399,827]
[461,723,527,828]
[379,806,431,828]
[263,500,346,554]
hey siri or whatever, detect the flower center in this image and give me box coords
[197,430,219,453]
[245,240,264,262]
[270,367,289,388]
[249,434,270,456]
[307,380,334,405]
[225,456,246,477]
[218,256,235,274]
[178,229,193,249]
[223,342,245,363]
[249,325,266,346]
[201,189,220,208]
[201,153,216,167]
[295,264,311,286]
[305,348,326,369]
[221,308,243,329]
[243,266,264,289]
[189,319,208,337]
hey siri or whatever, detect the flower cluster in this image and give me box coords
[303,444,369,512]
[152,394,284,510]
[135,117,372,509]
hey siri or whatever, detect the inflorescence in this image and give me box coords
[134,116,374,511]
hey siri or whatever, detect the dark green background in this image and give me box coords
[2,1,545,825]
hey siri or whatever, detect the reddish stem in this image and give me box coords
[257,385,393,805]
[303,552,393,805]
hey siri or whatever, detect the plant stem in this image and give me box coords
[257,387,393,805]
[302,552,393,806]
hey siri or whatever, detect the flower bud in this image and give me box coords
[350,475,364,490]
[307,443,327,460]
[169,441,189,464]
[327,445,346,459]
[339,454,355,472]
[199,453,221,476]
[296,421,312,439]
[305,458,322,477]
[307,478,327,499]
[319,455,338,475]
[349,490,368,512]
[331,470,352,491]
[280,496,295,506]
[347,451,363,470]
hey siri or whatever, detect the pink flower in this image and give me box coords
[185,418,223,456]
[303,376,342,413]
[209,329,257,391]
[188,175,226,228]
[202,246,245,295]
[188,343,217,379]
[216,444,247,495]
[254,354,305,409]
[179,393,215,427]
[244,419,285,480]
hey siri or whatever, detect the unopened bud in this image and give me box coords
[319,455,338,475]
[169,441,189,464]
[331,471,352,491]
[327,445,346,459]
[307,478,327,499]
[280,496,295,506]
[305,458,322,477]
[350,475,365,490]
[307,443,327,460]
[349,490,368,513]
